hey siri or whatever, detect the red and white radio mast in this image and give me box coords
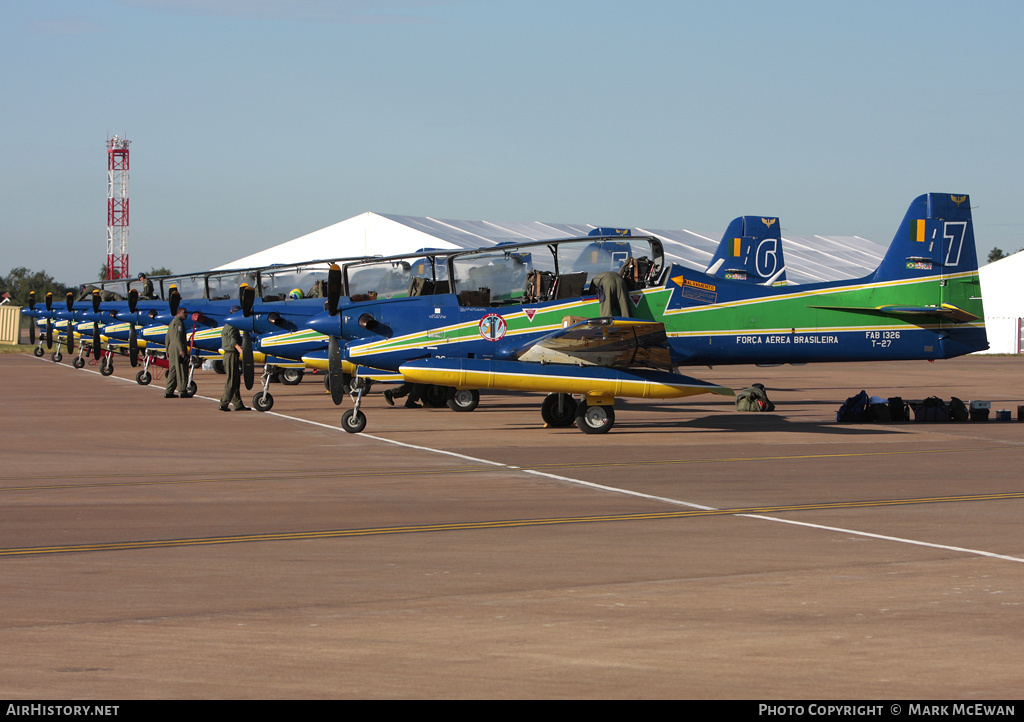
[106,135,130,280]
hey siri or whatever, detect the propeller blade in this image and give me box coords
[46,319,53,350]
[94,323,102,361]
[128,324,139,367]
[240,285,256,317]
[65,292,76,352]
[26,292,37,344]
[327,264,342,316]
[45,292,53,312]
[92,290,101,314]
[169,288,181,316]
[328,335,345,405]
[242,331,254,390]
[128,288,138,313]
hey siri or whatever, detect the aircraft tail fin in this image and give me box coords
[705,216,786,285]
[872,194,978,283]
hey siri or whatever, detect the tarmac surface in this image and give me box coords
[2,351,1023,699]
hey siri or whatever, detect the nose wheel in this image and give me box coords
[340,379,370,433]
[252,366,275,411]
[341,409,367,434]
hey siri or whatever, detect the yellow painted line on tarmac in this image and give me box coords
[0,446,1011,494]
[0,466,506,493]
[519,445,1013,471]
[4,490,1024,557]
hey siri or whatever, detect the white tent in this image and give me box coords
[214,213,475,269]
[977,252,1024,354]
[215,211,885,285]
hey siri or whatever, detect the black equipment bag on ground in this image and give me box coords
[914,396,951,422]
[888,396,909,422]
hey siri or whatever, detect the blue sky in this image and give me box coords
[3,0,1022,284]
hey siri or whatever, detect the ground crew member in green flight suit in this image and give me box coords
[164,306,189,398]
[219,310,250,412]
[591,270,631,317]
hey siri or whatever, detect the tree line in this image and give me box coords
[1,268,76,307]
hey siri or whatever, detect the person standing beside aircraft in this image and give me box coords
[164,306,189,398]
[219,309,250,412]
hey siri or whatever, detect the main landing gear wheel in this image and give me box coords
[73,357,85,369]
[421,384,450,408]
[541,393,578,427]
[447,388,480,412]
[576,401,615,434]
[279,368,303,385]
[253,392,274,412]
[136,370,152,385]
[99,358,114,376]
[341,409,367,434]
[33,346,44,357]
[51,351,63,363]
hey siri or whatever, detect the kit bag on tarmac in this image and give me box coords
[949,396,969,422]
[914,396,951,422]
[888,396,910,422]
[864,399,890,422]
[836,390,869,422]
[736,384,775,412]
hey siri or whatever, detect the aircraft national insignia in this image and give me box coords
[762,218,776,228]
[951,195,967,206]
[479,313,507,342]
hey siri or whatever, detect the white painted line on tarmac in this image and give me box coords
[263,405,1024,565]
[743,514,1024,564]
[38,353,1022,566]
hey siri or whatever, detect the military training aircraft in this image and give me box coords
[310,193,985,434]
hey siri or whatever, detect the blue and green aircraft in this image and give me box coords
[311,193,985,434]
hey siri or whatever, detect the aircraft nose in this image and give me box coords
[224,311,247,329]
[306,311,339,337]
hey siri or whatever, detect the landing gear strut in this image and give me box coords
[341,378,372,433]
[253,365,274,412]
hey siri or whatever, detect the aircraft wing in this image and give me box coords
[512,317,675,372]
[809,303,979,324]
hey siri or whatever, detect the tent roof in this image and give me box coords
[215,211,885,284]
